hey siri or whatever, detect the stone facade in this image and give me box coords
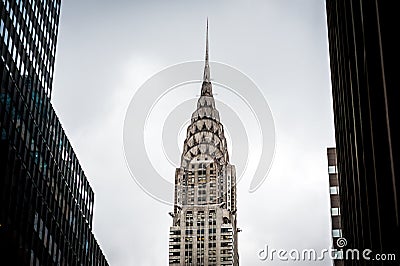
[169,22,239,266]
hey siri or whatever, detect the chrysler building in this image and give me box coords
[169,22,239,265]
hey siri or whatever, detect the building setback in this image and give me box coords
[0,0,108,265]
[169,23,239,265]
[325,0,399,264]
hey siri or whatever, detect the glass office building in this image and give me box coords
[326,1,399,264]
[0,0,108,265]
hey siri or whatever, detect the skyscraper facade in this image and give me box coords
[169,24,239,265]
[327,148,344,266]
[0,0,108,265]
[326,0,399,263]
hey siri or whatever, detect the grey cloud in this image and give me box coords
[52,0,334,265]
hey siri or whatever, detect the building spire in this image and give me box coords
[201,18,213,96]
[203,18,210,82]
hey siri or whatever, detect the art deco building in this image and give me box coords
[326,1,399,264]
[169,23,239,265]
[0,0,108,265]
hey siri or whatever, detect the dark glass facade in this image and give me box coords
[326,0,399,264]
[0,0,108,265]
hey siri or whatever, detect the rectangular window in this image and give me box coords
[44,227,48,247]
[4,27,9,45]
[30,250,35,266]
[53,243,58,262]
[39,220,43,239]
[332,229,342,238]
[49,235,53,253]
[221,228,231,233]
[0,19,4,36]
[34,212,38,231]
[333,250,343,259]
[328,165,337,174]
[329,186,339,195]
[331,207,340,216]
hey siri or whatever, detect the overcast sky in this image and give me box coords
[52,1,335,265]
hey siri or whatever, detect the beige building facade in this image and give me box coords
[169,23,239,266]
